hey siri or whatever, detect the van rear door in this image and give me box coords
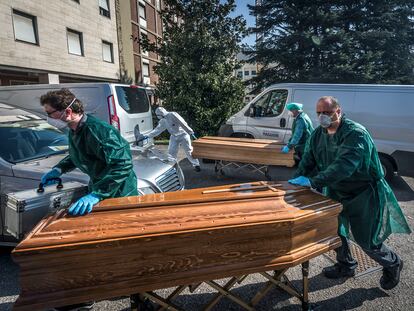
[111,85,152,144]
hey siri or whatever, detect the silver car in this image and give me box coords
[0,103,184,245]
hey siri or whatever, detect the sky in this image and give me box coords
[231,0,256,46]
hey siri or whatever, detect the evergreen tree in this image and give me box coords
[141,0,247,136]
[248,0,414,88]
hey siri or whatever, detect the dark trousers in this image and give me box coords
[336,235,400,270]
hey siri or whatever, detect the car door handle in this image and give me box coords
[280,118,286,128]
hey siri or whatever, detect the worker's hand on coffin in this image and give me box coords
[68,193,100,216]
[281,145,290,153]
[288,176,311,187]
[191,134,198,140]
[40,168,62,185]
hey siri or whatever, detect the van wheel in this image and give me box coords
[379,155,394,182]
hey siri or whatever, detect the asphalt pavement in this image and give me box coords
[0,146,413,311]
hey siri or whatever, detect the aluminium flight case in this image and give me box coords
[4,180,88,240]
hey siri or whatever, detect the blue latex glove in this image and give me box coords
[40,168,62,185]
[288,176,311,187]
[139,135,149,142]
[68,194,100,216]
[281,145,290,153]
[191,134,198,140]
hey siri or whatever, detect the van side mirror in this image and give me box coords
[249,105,257,117]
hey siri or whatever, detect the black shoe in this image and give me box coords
[323,263,355,279]
[130,295,154,311]
[380,260,403,290]
[194,165,201,172]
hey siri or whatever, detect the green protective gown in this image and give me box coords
[55,115,138,200]
[295,117,411,249]
[288,112,314,156]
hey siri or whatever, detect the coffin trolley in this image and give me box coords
[192,137,295,179]
[12,181,341,311]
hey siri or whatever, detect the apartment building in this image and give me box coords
[235,53,260,103]
[0,0,120,85]
[117,0,162,86]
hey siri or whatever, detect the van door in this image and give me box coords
[112,85,152,144]
[246,88,289,141]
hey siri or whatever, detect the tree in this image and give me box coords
[140,0,247,136]
[248,0,414,88]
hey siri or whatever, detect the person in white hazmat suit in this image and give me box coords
[145,107,201,171]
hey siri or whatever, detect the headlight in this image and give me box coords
[137,186,156,195]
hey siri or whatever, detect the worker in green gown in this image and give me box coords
[289,96,411,290]
[281,102,314,162]
[40,88,138,216]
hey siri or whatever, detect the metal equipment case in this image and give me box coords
[4,182,87,239]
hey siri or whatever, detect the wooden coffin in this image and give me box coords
[12,181,341,311]
[192,136,295,167]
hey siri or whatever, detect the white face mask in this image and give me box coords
[156,114,164,120]
[46,97,76,129]
[47,117,68,129]
[318,114,332,128]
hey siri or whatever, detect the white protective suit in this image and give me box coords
[147,107,200,167]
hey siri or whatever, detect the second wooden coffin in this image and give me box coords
[192,136,295,167]
[12,181,342,310]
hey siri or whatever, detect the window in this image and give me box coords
[251,70,257,76]
[244,70,249,76]
[237,71,243,78]
[12,10,38,45]
[102,41,113,62]
[252,89,288,117]
[138,3,146,19]
[140,32,149,56]
[142,62,150,77]
[67,29,84,56]
[115,86,150,114]
[99,0,110,18]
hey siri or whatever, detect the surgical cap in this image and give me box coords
[286,102,303,111]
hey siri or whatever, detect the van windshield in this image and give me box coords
[115,86,150,114]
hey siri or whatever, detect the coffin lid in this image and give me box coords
[13,181,341,253]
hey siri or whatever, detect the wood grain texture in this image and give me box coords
[192,136,295,167]
[12,181,342,311]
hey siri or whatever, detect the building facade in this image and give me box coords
[0,0,120,85]
[117,0,162,87]
[235,53,260,103]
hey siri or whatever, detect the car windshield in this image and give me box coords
[0,118,68,164]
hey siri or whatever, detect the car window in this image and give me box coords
[115,86,150,114]
[0,119,68,164]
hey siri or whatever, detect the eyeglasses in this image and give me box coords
[46,109,60,117]
[316,110,337,116]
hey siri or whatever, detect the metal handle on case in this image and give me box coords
[37,178,63,193]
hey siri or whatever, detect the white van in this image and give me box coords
[0,83,153,144]
[219,83,414,179]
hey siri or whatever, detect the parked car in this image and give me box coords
[0,103,184,246]
[219,83,414,180]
